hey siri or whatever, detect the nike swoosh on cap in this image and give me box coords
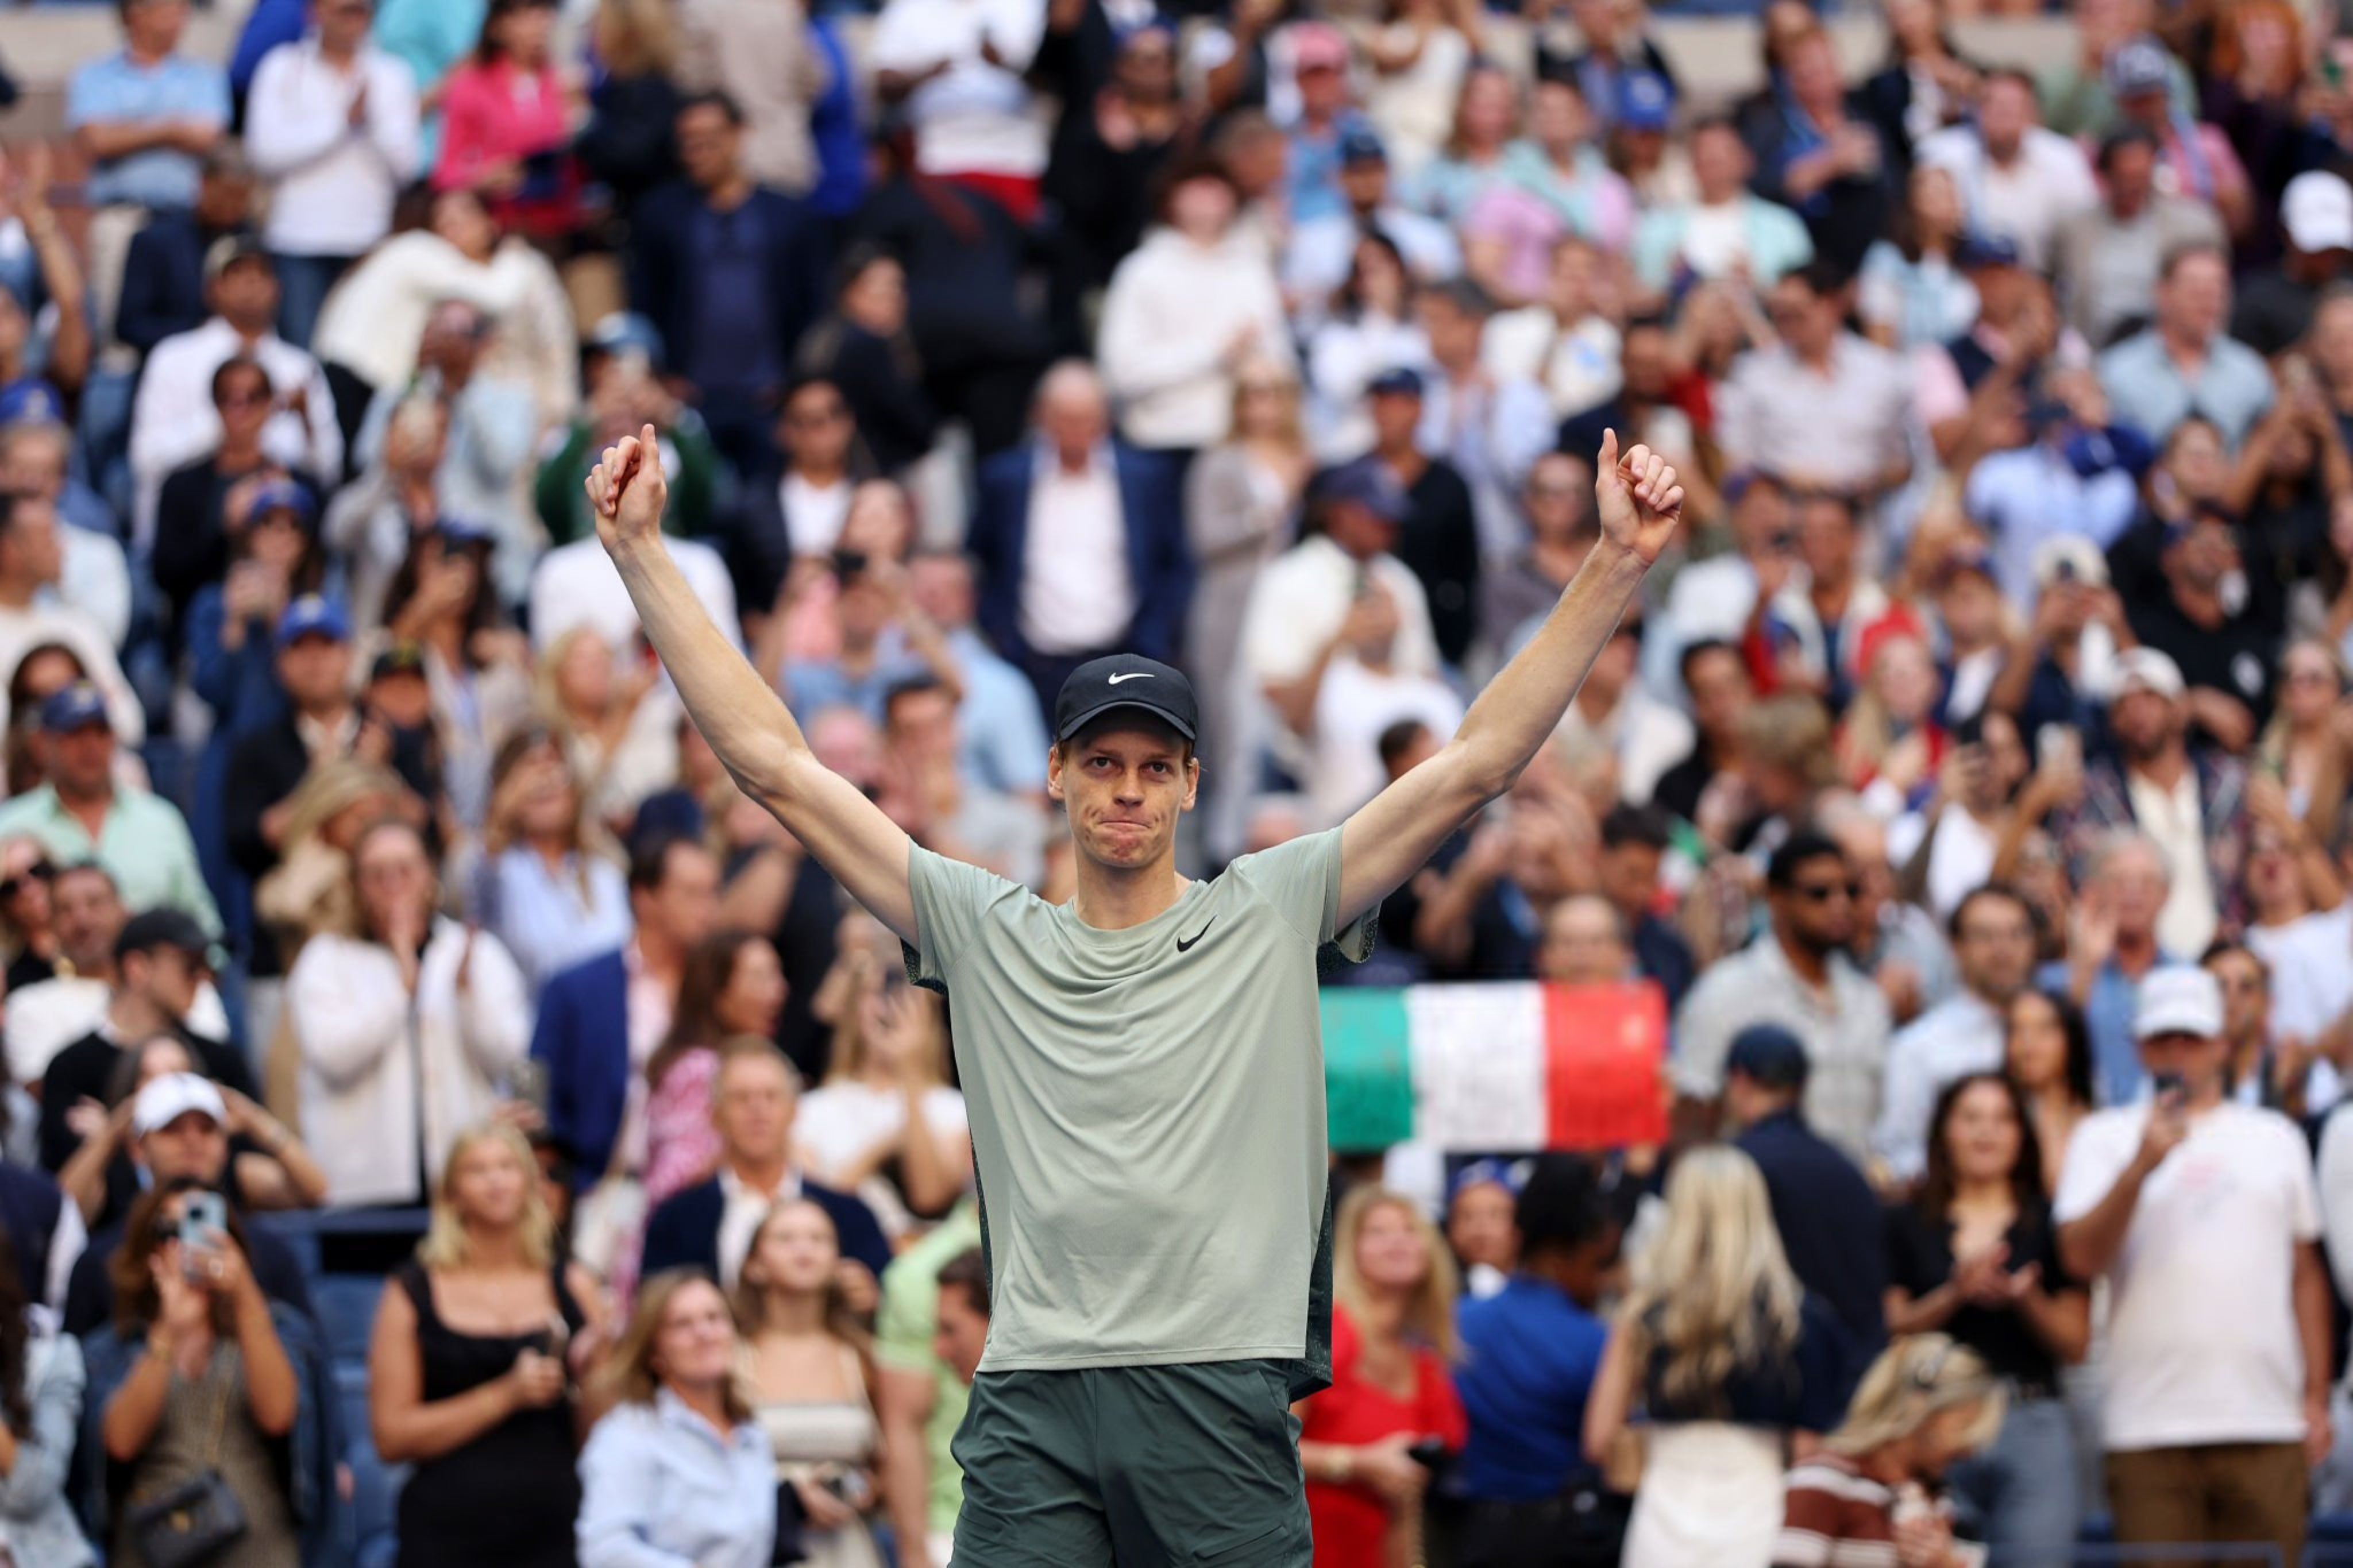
[1107,673,1155,684]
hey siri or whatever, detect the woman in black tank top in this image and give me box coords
[367,1123,612,1567]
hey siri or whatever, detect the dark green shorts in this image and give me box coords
[949,1360,1312,1567]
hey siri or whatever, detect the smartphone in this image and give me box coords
[179,1191,226,1273]
[504,1059,549,1114]
[2036,724,2081,772]
[2151,1072,2185,1102]
[1406,1436,1451,1471]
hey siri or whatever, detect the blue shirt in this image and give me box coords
[784,643,930,726]
[65,52,230,210]
[1285,113,1368,226]
[576,1391,776,1568]
[2096,329,2276,449]
[948,627,1047,796]
[2037,957,2161,1107]
[1453,1275,1607,1503]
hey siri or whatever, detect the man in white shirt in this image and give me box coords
[966,362,1189,715]
[127,240,340,552]
[242,0,420,349]
[1918,68,2098,273]
[2057,965,2329,1567]
[1873,885,2038,1183]
[1716,264,1912,501]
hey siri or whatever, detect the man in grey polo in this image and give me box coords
[1674,831,1893,1163]
[584,421,1687,1564]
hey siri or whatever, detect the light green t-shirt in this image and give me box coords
[904,828,1371,1381]
[875,1200,985,1535]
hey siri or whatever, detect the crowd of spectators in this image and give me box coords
[13,0,2353,1562]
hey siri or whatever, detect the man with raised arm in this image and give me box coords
[585,423,1681,1566]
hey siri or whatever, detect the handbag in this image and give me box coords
[124,1364,249,1568]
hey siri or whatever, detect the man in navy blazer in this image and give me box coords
[531,833,719,1188]
[966,361,1193,717]
[639,1038,894,1284]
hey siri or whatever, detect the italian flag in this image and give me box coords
[1321,982,1668,1154]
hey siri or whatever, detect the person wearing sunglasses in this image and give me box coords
[1675,831,1895,1165]
[0,840,57,992]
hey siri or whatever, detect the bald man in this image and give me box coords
[967,358,1193,715]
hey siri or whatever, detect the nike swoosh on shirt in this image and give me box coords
[1107,673,1154,684]
[1176,920,1213,953]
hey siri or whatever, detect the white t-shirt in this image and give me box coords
[2054,1101,2321,1451]
[781,474,854,558]
[1310,657,1465,827]
[796,1082,970,1188]
[2248,907,2352,1111]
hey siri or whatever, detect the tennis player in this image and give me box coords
[585,428,1682,1566]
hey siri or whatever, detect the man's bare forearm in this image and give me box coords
[1451,542,1647,795]
[609,534,809,800]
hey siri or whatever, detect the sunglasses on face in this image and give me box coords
[217,388,271,410]
[0,860,53,901]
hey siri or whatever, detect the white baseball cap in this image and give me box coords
[2134,966,2224,1042]
[2283,171,2353,255]
[133,1072,226,1137]
[2113,646,2185,701]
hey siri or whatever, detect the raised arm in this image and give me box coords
[588,427,917,941]
[1337,433,1680,924]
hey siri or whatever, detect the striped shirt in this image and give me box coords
[1773,1454,1905,1568]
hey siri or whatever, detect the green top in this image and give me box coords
[0,785,221,937]
[875,1199,985,1534]
[904,828,1370,1384]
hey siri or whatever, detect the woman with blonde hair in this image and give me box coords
[2255,636,2351,841]
[369,1122,610,1568]
[1186,356,1309,852]
[735,1199,886,1567]
[578,1270,774,1568]
[796,922,969,1230]
[1772,1335,2005,1568]
[578,0,684,213]
[535,628,677,835]
[1586,1146,1846,1568]
[1297,1185,1466,1568]
[479,726,630,994]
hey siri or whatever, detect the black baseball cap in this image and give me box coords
[1725,1024,1810,1091]
[1054,655,1198,747]
[115,907,214,968]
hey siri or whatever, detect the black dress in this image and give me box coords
[393,1259,586,1568]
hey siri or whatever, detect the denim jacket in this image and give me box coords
[2,1324,96,1567]
[79,1301,342,1567]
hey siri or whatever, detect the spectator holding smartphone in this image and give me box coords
[2054,965,2331,1567]
[85,1179,318,1568]
[370,1122,608,1568]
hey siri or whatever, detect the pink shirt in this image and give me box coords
[432,58,577,233]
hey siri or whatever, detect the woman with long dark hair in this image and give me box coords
[2002,989,2096,1194]
[381,522,535,834]
[736,1199,886,1567]
[1884,1072,2090,1565]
